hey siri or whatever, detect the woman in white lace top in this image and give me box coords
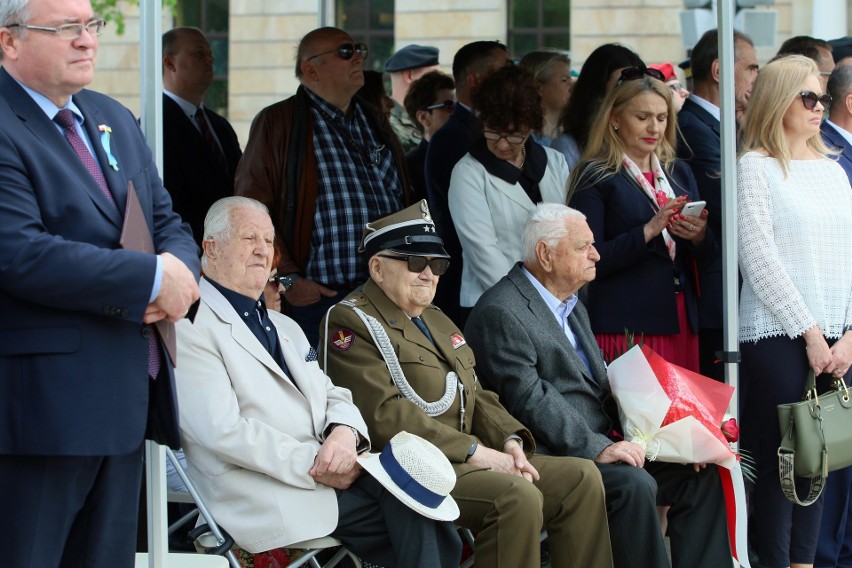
[738,55,852,568]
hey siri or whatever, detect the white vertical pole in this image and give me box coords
[812,0,847,40]
[717,0,739,418]
[139,1,166,567]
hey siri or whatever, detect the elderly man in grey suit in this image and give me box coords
[465,203,731,568]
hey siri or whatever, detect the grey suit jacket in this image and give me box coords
[465,263,617,460]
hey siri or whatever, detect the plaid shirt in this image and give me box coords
[305,88,404,286]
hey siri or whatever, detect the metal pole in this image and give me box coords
[139,1,166,567]
[717,0,739,418]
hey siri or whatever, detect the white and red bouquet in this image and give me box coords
[608,345,750,568]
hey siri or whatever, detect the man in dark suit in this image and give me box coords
[423,40,508,325]
[816,61,852,568]
[0,1,200,565]
[677,29,758,381]
[466,203,731,568]
[162,27,241,246]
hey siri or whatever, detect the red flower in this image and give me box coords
[721,418,739,443]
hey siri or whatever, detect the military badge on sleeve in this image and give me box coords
[331,328,355,351]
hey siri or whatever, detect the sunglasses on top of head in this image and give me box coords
[377,255,450,276]
[307,42,369,62]
[616,66,666,86]
[799,90,831,111]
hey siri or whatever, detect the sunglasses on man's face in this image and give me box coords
[307,42,369,62]
[378,254,450,276]
[616,66,666,86]
[424,100,455,112]
[799,90,831,111]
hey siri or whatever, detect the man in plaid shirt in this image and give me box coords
[236,26,410,345]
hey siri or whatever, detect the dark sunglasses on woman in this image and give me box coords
[799,90,831,110]
[616,66,666,86]
[307,42,369,62]
[378,254,450,276]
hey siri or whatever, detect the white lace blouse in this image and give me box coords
[738,151,852,342]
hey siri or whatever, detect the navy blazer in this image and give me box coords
[424,103,480,323]
[677,98,724,329]
[162,95,242,246]
[0,69,200,455]
[821,121,852,183]
[569,160,716,335]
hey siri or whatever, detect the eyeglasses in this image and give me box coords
[424,100,455,112]
[7,18,106,40]
[616,66,666,86]
[799,90,831,110]
[268,274,284,287]
[482,131,526,145]
[378,255,450,276]
[306,42,368,62]
[668,82,686,93]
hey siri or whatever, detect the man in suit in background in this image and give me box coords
[175,196,461,566]
[0,0,201,566]
[815,60,852,568]
[677,28,757,381]
[423,40,509,326]
[162,26,241,246]
[465,203,731,568]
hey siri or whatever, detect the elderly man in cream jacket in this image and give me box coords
[174,196,462,567]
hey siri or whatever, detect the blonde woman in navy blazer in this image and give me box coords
[568,70,715,370]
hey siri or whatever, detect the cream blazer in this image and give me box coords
[174,278,370,553]
[448,146,569,308]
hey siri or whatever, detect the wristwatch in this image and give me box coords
[465,441,478,463]
[280,273,300,292]
[333,423,360,447]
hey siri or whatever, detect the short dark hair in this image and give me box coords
[162,27,205,57]
[561,43,644,150]
[777,35,831,60]
[404,71,455,133]
[690,29,754,83]
[827,63,852,109]
[472,65,542,133]
[452,41,507,89]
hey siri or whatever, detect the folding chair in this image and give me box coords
[165,448,361,568]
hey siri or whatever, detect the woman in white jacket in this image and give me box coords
[448,65,569,319]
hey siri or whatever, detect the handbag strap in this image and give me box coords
[778,449,826,505]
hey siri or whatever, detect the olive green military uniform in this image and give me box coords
[390,104,422,153]
[320,279,613,568]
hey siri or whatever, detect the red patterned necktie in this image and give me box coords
[194,107,229,174]
[55,109,161,379]
[53,109,116,209]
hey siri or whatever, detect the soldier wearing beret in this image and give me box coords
[385,44,440,152]
[319,200,613,568]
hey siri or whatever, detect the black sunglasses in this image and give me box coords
[307,42,369,62]
[268,274,284,287]
[799,90,831,110]
[378,255,450,276]
[616,66,666,86]
[425,100,455,112]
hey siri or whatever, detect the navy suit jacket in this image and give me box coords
[821,121,852,183]
[423,103,480,322]
[677,98,724,330]
[569,160,716,335]
[0,68,200,456]
[162,95,242,245]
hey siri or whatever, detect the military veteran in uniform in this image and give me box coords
[319,200,613,568]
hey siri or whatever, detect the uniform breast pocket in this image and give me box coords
[397,343,450,401]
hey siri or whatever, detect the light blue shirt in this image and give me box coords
[521,266,593,375]
[16,79,163,302]
[687,94,720,122]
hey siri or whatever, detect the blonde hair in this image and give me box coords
[567,75,677,194]
[739,55,833,176]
